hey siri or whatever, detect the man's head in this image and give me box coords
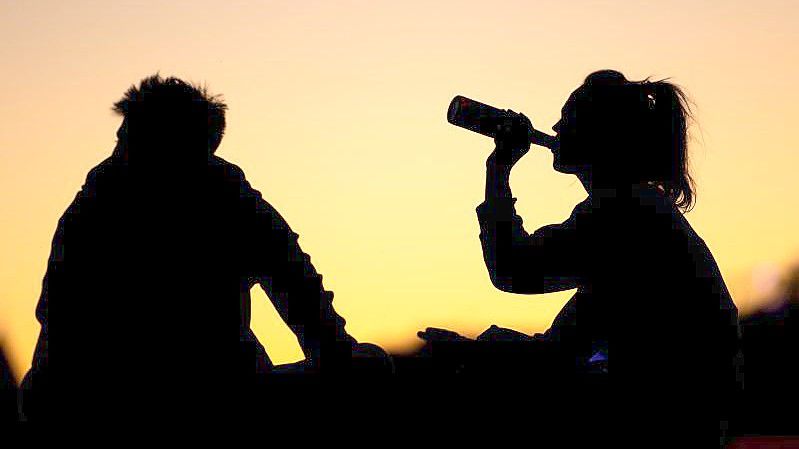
[113,74,227,161]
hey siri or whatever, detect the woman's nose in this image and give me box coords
[552,121,561,133]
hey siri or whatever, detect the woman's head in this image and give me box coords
[552,70,695,211]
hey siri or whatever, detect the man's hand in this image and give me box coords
[488,111,533,169]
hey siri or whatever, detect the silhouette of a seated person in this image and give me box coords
[21,75,388,421]
[421,70,742,443]
[0,346,18,423]
[738,265,799,435]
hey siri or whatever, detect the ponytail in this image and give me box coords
[647,79,695,212]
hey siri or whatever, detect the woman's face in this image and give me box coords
[551,90,590,175]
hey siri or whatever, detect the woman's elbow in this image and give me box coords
[487,268,574,294]
[488,271,516,293]
[485,253,524,293]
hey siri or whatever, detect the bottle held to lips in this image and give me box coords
[447,95,557,149]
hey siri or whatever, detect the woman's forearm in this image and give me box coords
[485,152,513,201]
[479,153,524,292]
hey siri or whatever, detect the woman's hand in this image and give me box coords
[417,327,472,343]
[477,325,535,342]
[488,111,533,169]
[484,111,531,199]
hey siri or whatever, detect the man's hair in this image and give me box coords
[112,74,227,152]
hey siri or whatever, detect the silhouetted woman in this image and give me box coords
[476,70,742,443]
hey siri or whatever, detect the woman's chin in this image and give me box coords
[553,158,577,174]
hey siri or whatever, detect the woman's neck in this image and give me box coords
[580,171,656,199]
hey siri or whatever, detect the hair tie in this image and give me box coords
[643,81,657,110]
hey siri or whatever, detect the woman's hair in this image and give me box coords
[578,70,695,211]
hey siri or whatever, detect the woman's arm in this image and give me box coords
[478,115,584,294]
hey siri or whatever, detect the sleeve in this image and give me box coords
[22,187,84,418]
[234,168,356,367]
[476,197,588,294]
[28,221,64,377]
[30,181,91,373]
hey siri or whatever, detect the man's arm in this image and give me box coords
[22,178,91,419]
[253,229,355,368]
[28,160,105,376]
[232,165,355,369]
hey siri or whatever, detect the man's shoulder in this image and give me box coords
[84,157,119,183]
[70,157,127,202]
[207,156,276,207]
[208,155,247,181]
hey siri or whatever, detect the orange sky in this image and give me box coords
[2,0,798,380]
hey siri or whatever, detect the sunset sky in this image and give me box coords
[2,0,798,379]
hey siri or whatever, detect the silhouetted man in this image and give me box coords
[22,75,378,421]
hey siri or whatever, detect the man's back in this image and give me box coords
[23,152,356,420]
[23,156,247,417]
[20,75,366,421]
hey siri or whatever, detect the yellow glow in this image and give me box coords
[2,1,799,379]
